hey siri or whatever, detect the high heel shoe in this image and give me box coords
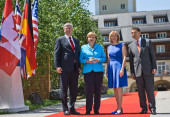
[115,108,123,115]
[111,109,117,114]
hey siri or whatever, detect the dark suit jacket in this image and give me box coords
[54,36,80,72]
[128,38,157,77]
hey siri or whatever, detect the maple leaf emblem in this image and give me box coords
[12,15,18,41]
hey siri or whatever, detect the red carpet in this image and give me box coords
[45,92,157,117]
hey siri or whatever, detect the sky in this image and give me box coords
[87,0,170,15]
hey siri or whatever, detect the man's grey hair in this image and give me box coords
[63,23,73,29]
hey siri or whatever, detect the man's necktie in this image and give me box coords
[137,40,140,53]
[69,37,75,51]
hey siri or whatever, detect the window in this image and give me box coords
[102,5,107,11]
[104,22,115,27]
[157,62,165,74]
[103,36,108,42]
[154,15,168,23]
[121,4,125,9]
[156,32,167,38]
[156,45,165,53]
[133,19,144,24]
[132,17,146,24]
[154,18,165,23]
[104,19,117,27]
[141,34,149,39]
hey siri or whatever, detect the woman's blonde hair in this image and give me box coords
[109,31,120,43]
[86,32,97,40]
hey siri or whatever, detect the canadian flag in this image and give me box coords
[0,0,21,76]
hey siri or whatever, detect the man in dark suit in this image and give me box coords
[128,27,157,115]
[54,23,81,115]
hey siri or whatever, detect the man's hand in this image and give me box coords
[79,68,81,74]
[131,73,136,80]
[56,67,63,73]
[152,69,157,74]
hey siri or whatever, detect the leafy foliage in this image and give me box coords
[25,99,60,111]
[0,0,103,90]
[37,0,103,89]
[0,0,25,21]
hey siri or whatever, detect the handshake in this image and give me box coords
[86,57,100,63]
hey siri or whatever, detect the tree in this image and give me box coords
[0,0,103,90]
[38,0,103,89]
[0,0,24,22]
[0,0,5,20]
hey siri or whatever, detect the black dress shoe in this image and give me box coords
[70,110,80,115]
[64,111,70,115]
[94,111,99,114]
[140,109,147,114]
[86,111,90,115]
[150,108,157,115]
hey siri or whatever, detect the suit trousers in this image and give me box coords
[59,64,79,112]
[136,72,156,110]
[84,71,103,112]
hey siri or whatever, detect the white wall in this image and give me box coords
[128,0,134,12]
[95,0,99,15]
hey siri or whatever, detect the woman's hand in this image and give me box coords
[86,58,100,63]
[119,69,124,77]
[86,58,94,63]
[93,58,100,63]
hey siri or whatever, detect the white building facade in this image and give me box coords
[93,10,170,92]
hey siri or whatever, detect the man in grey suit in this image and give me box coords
[54,23,81,115]
[128,27,157,115]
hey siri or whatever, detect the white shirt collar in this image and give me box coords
[138,37,141,42]
[136,37,141,47]
[65,34,75,46]
[65,34,72,39]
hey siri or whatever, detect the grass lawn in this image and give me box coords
[0,111,9,114]
[0,99,61,114]
[25,99,61,111]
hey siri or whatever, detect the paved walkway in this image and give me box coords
[151,91,170,117]
[0,91,170,117]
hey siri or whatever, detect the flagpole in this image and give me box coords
[15,0,17,14]
[18,0,26,43]
[0,0,29,112]
[32,0,35,10]
[20,0,26,31]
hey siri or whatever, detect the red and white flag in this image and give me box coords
[15,0,21,31]
[32,0,38,75]
[32,0,38,51]
[0,0,21,76]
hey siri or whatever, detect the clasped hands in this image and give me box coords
[86,57,100,64]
